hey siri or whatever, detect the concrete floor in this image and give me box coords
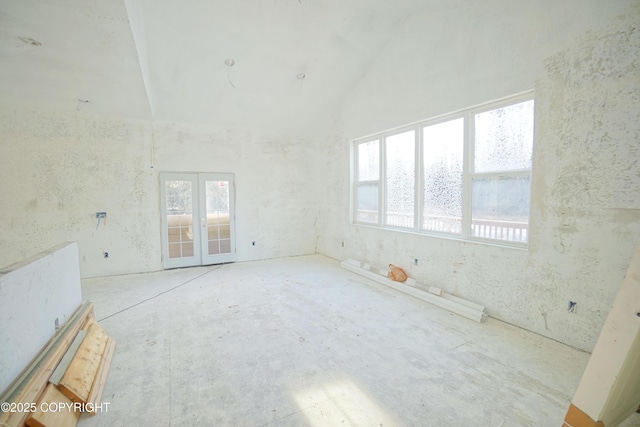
[77,255,640,427]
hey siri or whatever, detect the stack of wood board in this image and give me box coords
[0,302,116,427]
[22,385,79,427]
[53,318,115,412]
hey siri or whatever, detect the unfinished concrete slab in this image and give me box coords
[78,255,640,426]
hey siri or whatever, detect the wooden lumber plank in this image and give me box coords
[48,331,87,386]
[56,322,108,404]
[0,302,94,427]
[563,403,606,427]
[25,383,79,427]
[81,316,96,331]
[85,337,116,416]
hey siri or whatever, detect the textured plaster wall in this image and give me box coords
[528,14,640,351]
[0,106,318,277]
[317,5,640,352]
[152,121,318,262]
[0,107,158,278]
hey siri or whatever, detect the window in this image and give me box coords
[470,100,534,243]
[385,130,415,228]
[352,92,534,246]
[422,118,464,234]
[355,139,379,224]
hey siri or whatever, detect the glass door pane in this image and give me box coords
[200,173,235,265]
[161,173,201,269]
[161,172,235,268]
[166,180,194,258]
[205,180,231,255]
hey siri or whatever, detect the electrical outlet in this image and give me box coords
[104,251,109,259]
[96,212,107,218]
[252,241,255,246]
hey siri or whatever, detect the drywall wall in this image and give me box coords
[527,12,640,350]
[0,106,159,278]
[316,3,640,352]
[0,106,318,277]
[152,121,318,262]
[0,242,82,395]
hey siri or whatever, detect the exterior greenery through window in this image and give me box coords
[353,92,534,245]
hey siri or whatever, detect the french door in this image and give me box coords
[160,172,236,269]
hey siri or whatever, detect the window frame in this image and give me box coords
[353,138,381,225]
[383,127,417,230]
[351,91,534,248]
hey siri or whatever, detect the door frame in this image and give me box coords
[199,172,236,265]
[160,172,236,269]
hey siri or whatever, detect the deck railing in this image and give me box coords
[356,210,528,243]
[469,218,528,243]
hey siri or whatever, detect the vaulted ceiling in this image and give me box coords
[0,0,445,134]
[3,1,632,136]
[0,1,150,122]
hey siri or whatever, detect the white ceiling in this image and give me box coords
[0,0,443,135]
[0,0,151,121]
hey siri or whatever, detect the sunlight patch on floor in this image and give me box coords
[294,380,398,426]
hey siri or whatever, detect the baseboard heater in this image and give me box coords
[340,258,487,323]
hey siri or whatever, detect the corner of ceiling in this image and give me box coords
[123,0,154,122]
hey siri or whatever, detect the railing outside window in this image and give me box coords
[352,92,534,247]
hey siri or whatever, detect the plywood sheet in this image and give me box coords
[85,337,116,416]
[56,322,108,404]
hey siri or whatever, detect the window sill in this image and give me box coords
[351,221,529,252]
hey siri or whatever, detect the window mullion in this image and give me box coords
[379,136,385,227]
[415,126,422,232]
[351,142,357,223]
[462,112,473,239]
